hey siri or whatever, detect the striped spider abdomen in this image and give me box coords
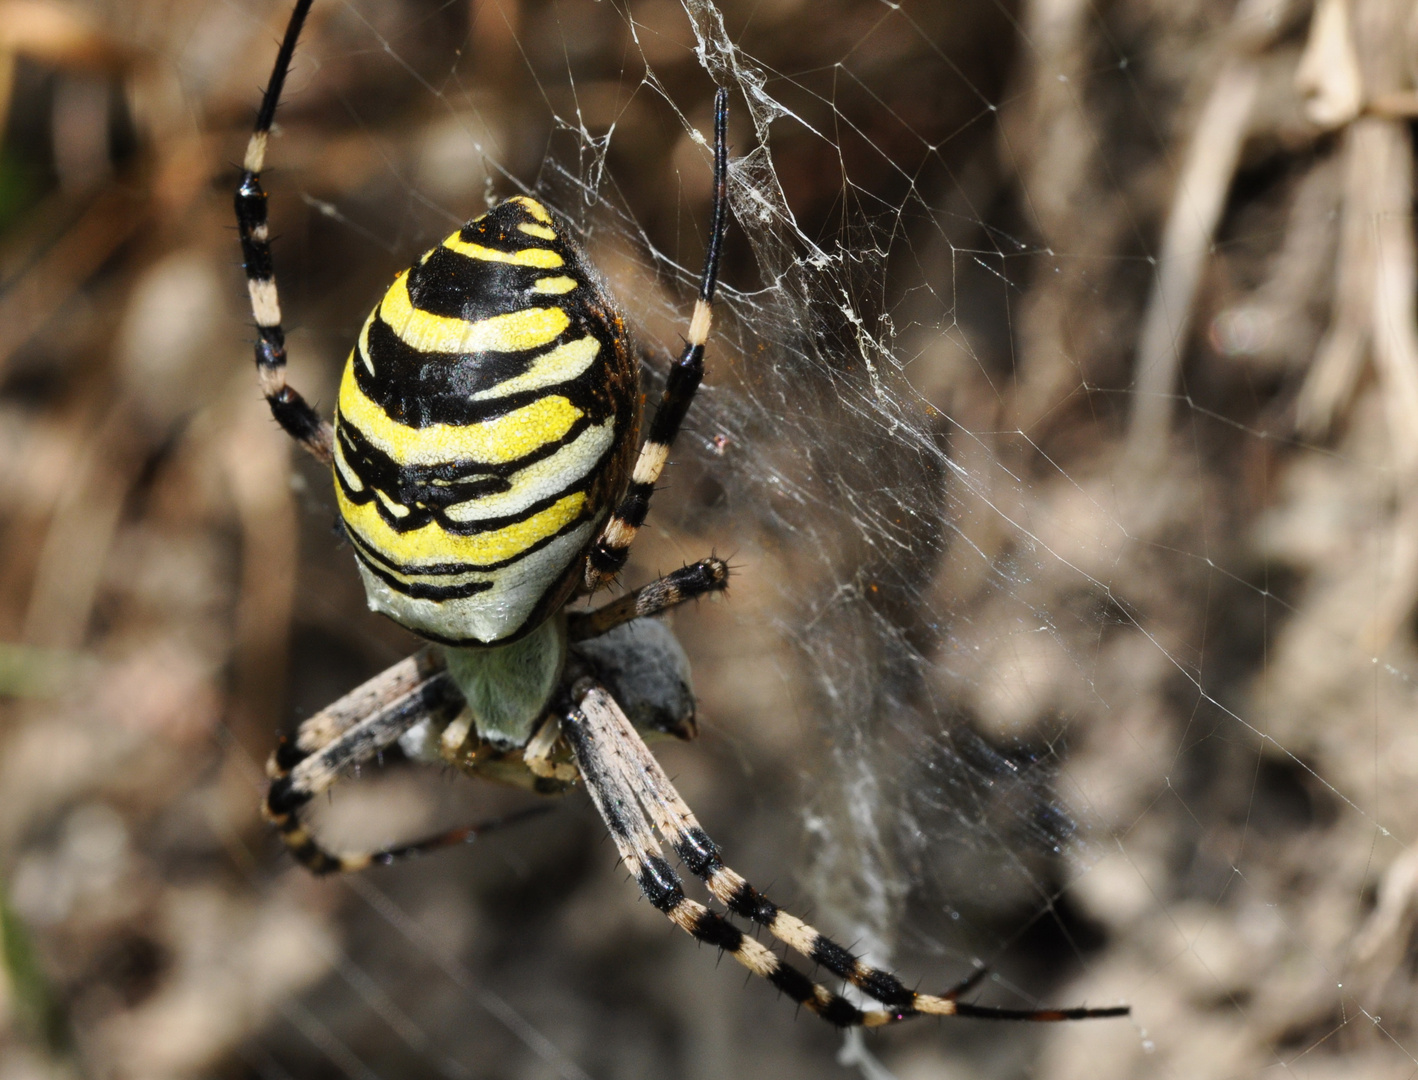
[332,195,639,647]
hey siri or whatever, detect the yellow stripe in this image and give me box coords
[532,276,577,295]
[333,435,364,491]
[508,196,552,223]
[380,273,569,354]
[338,486,587,569]
[357,312,377,374]
[442,232,563,268]
[469,336,600,402]
[375,488,410,518]
[518,222,558,241]
[443,420,614,523]
[337,370,583,467]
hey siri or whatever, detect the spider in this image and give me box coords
[236,0,1130,1031]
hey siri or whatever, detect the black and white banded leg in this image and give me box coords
[265,658,539,874]
[584,91,730,591]
[234,0,335,463]
[269,646,445,775]
[562,682,1130,1027]
[568,556,728,641]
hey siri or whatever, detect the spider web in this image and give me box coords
[5,0,1417,1078]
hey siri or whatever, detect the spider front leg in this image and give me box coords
[269,646,444,774]
[265,664,461,872]
[627,724,1129,1022]
[265,660,542,874]
[562,681,1131,1027]
[561,682,912,1027]
[584,90,730,591]
[234,0,334,463]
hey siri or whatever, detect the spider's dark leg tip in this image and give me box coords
[678,557,729,594]
[272,738,307,773]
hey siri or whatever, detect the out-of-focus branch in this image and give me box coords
[1124,0,1283,469]
[1296,0,1418,465]
[1124,59,1260,466]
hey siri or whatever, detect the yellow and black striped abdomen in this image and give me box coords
[332,196,639,646]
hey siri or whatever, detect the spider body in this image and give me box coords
[239,0,1128,1032]
[333,196,639,650]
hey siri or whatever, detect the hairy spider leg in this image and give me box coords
[563,683,1131,1026]
[266,665,554,875]
[568,557,728,641]
[234,0,335,462]
[584,90,731,590]
[265,671,469,873]
[265,671,550,875]
[562,684,919,1028]
[270,647,445,773]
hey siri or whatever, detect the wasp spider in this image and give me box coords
[236,0,1129,1030]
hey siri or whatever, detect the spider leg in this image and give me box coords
[270,647,445,773]
[584,90,730,591]
[234,0,335,463]
[561,683,905,1028]
[273,795,549,876]
[356,804,552,869]
[265,669,467,873]
[567,557,728,641]
[565,681,1130,1025]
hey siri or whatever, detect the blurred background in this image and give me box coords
[4,0,1418,1077]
